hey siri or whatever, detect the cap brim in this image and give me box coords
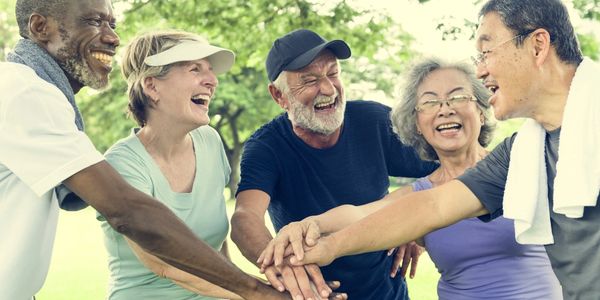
[285,40,351,71]
[144,40,235,74]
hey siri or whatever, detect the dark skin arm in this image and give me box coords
[64,161,288,300]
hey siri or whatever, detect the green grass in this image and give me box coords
[36,202,440,300]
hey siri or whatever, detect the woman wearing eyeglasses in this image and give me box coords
[259,58,562,299]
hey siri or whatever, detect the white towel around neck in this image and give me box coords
[503,57,600,245]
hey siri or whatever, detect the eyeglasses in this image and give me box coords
[471,30,534,66]
[415,95,477,114]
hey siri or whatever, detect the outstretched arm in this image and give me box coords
[125,238,243,299]
[295,180,487,266]
[65,162,287,300]
[259,186,414,267]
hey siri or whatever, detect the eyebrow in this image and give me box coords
[419,86,465,98]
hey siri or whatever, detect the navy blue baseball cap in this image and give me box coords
[266,29,351,82]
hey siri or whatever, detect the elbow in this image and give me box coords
[229,211,245,246]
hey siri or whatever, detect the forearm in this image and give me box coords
[126,238,242,299]
[331,180,486,258]
[65,162,266,298]
[306,204,368,234]
[231,211,273,264]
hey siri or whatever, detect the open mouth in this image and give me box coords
[436,122,462,132]
[485,82,499,94]
[191,94,209,106]
[91,51,113,67]
[314,97,336,111]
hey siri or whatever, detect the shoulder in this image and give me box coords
[104,133,145,166]
[0,62,57,93]
[346,100,391,114]
[0,63,69,111]
[192,125,222,142]
[247,114,288,142]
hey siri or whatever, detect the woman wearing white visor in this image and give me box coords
[97,30,242,300]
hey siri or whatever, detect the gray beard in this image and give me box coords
[287,93,345,135]
[59,54,108,90]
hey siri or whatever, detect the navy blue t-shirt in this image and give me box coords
[238,100,437,299]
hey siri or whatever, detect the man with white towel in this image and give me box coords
[274,1,600,299]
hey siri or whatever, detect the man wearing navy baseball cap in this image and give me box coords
[232,29,437,300]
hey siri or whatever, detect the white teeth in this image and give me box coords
[437,123,461,130]
[314,98,335,108]
[91,52,112,65]
[191,95,209,101]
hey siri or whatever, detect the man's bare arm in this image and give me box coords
[231,189,333,299]
[298,180,488,266]
[64,161,287,300]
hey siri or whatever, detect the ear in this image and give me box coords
[530,28,551,67]
[28,13,53,43]
[268,83,288,110]
[142,77,160,105]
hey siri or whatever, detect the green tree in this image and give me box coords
[82,0,416,196]
[0,0,17,60]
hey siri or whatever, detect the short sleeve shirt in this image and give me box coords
[0,62,103,299]
[459,131,600,300]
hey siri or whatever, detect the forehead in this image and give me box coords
[475,12,512,48]
[418,68,471,97]
[69,0,114,18]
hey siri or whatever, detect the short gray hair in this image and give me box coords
[391,58,496,161]
[15,0,70,38]
[272,71,289,94]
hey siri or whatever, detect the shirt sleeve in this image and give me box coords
[236,139,279,198]
[458,134,515,221]
[0,79,103,197]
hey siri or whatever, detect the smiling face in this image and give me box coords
[148,59,218,129]
[281,51,346,136]
[474,12,538,120]
[416,68,483,156]
[46,0,119,91]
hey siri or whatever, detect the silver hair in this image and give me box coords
[272,71,289,94]
[391,58,496,161]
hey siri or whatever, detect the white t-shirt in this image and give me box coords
[0,62,104,300]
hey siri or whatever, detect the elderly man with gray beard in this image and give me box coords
[231,29,437,300]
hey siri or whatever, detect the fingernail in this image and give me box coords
[278,286,285,292]
[321,290,329,297]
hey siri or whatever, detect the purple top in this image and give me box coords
[414,177,562,300]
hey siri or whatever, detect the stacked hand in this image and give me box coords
[258,219,423,281]
[256,220,344,299]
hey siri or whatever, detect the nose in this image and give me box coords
[318,77,336,97]
[437,101,456,117]
[202,70,218,89]
[475,61,488,80]
[101,25,120,48]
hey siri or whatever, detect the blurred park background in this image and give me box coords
[1,0,599,299]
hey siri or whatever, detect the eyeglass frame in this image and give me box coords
[415,94,478,114]
[471,29,536,66]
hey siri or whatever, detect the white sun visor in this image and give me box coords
[144,40,235,74]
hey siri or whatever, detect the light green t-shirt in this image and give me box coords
[98,126,230,300]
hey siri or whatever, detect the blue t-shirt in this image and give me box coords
[238,100,437,299]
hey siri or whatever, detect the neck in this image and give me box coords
[292,125,342,149]
[137,123,193,161]
[529,59,578,131]
[429,144,487,186]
